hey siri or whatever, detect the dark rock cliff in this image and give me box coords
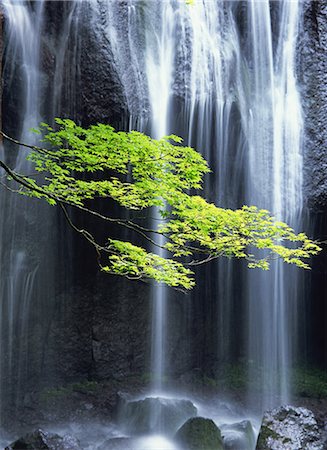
[298,0,327,369]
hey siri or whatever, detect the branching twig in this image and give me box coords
[0,130,59,158]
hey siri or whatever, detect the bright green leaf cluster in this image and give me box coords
[161,199,320,270]
[103,240,195,290]
[9,118,321,290]
[26,119,209,211]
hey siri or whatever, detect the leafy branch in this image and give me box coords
[0,120,322,290]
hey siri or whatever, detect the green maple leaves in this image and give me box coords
[11,118,320,289]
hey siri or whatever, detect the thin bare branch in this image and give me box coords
[0,130,59,158]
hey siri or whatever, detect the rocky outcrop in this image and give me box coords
[78,12,128,127]
[175,417,224,450]
[256,405,324,450]
[5,429,82,450]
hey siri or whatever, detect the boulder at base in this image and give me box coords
[221,419,256,450]
[175,417,224,450]
[256,405,323,450]
[120,396,197,434]
[5,428,82,450]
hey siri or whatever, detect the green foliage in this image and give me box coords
[103,240,195,289]
[27,119,208,209]
[215,364,327,398]
[5,118,321,290]
[292,367,327,398]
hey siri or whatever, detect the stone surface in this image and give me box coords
[221,419,255,450]
[119,396,197,435]
[44,1,129,127]
[5,428,82,450]
[256,405,323,450]
[175,417,223,450]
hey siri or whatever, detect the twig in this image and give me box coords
[0,130,59,158]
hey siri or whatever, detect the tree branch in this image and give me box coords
[0,130,59,158]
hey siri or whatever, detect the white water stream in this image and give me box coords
[245,0,303,409]
[144,0,176,395]
[131,0,303,410]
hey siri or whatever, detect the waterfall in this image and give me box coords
[93,0,304,410]
[182,0,303,409]
[144,1,176,394]
[1,0,305,442]
[245,0,303,409]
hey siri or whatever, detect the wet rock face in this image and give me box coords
[256,405,323,450]
[5,429,82,450]
[78,16,128,127]
[299,1,327,210]
[47,2,128,126]
[175,417,224,450]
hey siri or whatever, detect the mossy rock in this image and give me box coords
[256,405,323,450]
[175,417,223,450]
[256,424,286,449]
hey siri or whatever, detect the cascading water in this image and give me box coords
[245,0,303,410]
[0,0,306,446]
[149,1,303,411]
[92,0,304,418]
[144,1,176,395]
[180,1,248,375]
[170,0,303,410]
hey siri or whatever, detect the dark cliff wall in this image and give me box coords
[299,0,327,368]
